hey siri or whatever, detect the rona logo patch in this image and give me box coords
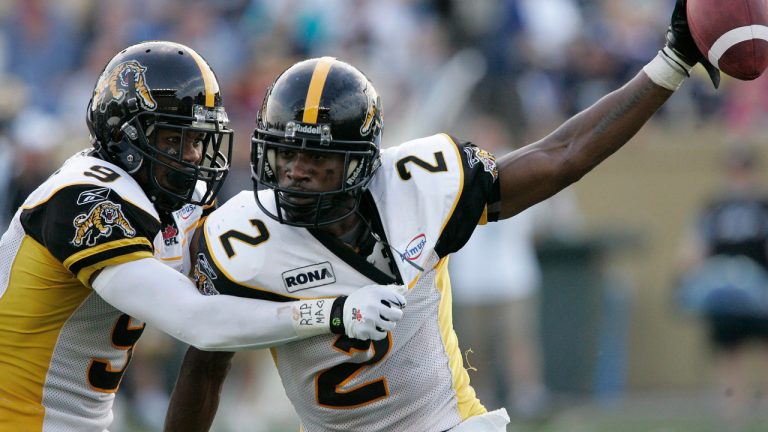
[282,262,336,293]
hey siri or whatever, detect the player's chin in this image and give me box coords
[282,207,316,224]
[160,169,197,194]
[161,179,193,195]
[283,194,315,206]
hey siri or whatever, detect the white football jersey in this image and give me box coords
[194,134,500,431]
[0,149,208,431]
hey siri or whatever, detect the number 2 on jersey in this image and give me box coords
[316,334,392,408]
[396,151,448,180]
[219,219,270,258]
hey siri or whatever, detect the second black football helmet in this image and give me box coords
[251,57,383,227]
[87,41,233,212]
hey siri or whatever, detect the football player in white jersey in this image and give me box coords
[165,2,721,431]
[0,41,405,432]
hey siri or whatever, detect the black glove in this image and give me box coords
[665,0,720,88]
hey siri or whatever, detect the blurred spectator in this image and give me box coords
[676,144,768,431]
[1,0,80,113]
[166,0,249,84]
[0,75,26,227]
[722,73,768,138]
[5,109,62,218]
[0,139,13,229]
[450,205,550,420]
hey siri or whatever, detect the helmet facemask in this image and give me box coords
[121,108,233,212]
[251,122,380,228]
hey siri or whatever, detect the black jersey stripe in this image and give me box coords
[68,243,154,275]
[212,280,297,302]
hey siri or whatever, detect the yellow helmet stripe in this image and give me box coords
[302,57,335,124]
[185,46,218,107]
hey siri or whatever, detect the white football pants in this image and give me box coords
[448,408,510,432]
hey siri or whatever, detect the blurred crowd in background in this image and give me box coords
[3,0,767,230]
[3,0,768,431]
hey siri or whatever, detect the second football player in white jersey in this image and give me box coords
[165,1,728,429]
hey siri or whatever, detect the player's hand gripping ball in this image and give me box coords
[687,0,768,80]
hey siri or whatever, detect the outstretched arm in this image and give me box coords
[494,0,716,220]
[496,72,671,219]
[164,347,234,432]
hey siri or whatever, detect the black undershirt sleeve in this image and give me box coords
[433,136,500,258]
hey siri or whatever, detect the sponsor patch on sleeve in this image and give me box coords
[463,146,498,181]
[193,252,220,295]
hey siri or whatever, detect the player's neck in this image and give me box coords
[321,212,361,240]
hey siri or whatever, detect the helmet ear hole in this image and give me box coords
[106,138,143,174]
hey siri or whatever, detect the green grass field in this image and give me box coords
[511,392,768,432]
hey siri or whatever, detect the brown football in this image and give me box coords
[687,0,768,80]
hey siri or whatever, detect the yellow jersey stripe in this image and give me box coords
[434,257,487,419]
[478,206,488,225]
[302,57,335,124]
[0,237,91,430]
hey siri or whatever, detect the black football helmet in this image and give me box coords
[87,41,233,212]
[251,57,383,227]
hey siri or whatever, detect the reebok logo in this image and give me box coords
[282,262,336,293]
[77,187,110,205]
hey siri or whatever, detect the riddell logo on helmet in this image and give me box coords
[294,124,322,135]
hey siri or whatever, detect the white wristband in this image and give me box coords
[291,298,335,338]
[643,48,692,91]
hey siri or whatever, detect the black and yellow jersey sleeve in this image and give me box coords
[19,184,161,285]
[434,136,501,258]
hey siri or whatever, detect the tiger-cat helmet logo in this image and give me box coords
[93,60,157,113]
[71,201,136,247]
